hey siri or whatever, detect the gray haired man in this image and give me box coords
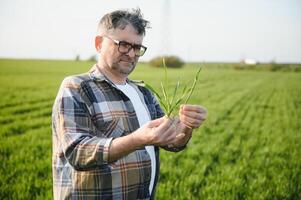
[52,8,207,199]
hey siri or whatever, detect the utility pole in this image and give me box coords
[160,0,171,56]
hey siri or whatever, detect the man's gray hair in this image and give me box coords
[97,8,150,36]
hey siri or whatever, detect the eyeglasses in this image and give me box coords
[103,36,147,57]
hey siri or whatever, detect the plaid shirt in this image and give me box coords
[52,65,186,200]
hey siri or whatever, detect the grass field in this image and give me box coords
[0,59,301,199]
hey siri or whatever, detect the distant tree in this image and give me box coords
[75,54,80,61]
[150,55,185,68]
[88,55,97,62]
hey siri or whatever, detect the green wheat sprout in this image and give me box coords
[145,58,202,117]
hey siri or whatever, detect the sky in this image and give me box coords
[0,0,300,63]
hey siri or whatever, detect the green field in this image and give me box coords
[0,59,301,199]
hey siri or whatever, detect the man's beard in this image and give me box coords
[112,60,136,76]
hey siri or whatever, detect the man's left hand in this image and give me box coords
[179,104,207,129]
[167,104,207,148]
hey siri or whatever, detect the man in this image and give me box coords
[52,8,207,199]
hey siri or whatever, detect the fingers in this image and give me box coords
[152,117,179,145]
[155,116,175,133]
[166,132,186,148]
[179,116,201,129]
[180,104,207,114]
[176,133,185,139]
[180,104,207,129]
[164,119,179,143]
[147,116,165,128]
[180,109,205,121]
[172,132,185,144]
[180,111,206,123]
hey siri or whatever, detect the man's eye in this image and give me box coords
[120,42,131,48]
[133,45,142,50]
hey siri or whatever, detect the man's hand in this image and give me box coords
[132,116,179,147]
[167,104,207,148]
[131,104,207,150]
[109,116,180,162]
[179,104,207,130]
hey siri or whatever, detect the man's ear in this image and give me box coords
[95,36,103,53]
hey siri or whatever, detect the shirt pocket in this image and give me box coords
[93,117,126,138]
[91,102,125,138]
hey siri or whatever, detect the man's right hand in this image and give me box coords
[109,116,180,162]
[132,116,179,147]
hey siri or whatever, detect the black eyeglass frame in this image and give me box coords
[103,36,147,57]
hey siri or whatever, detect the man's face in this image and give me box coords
[99,24,144,77]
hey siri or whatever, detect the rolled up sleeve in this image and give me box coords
[54,78,113,170]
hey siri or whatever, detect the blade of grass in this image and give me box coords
[144,82,168,114]
[162,58,170,108]
[166,79,180,116]
[145,60,203,117]
[158,99,168,114]
[169,85,190,116]
[163,58,167,85]
[170,94,185,113]
[160,81,170,114]
[184,67,202,104]
[170,79,180,106]
[160,81,168,102]
[144,83,162,101]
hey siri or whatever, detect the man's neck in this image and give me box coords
[96,62,127,85]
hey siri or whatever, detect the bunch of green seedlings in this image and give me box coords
[145,59,202,117]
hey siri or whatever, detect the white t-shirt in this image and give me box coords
[115,82,156,195]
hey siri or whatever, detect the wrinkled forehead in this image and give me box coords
[108,24,144,44]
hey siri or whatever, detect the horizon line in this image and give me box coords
[0,57,300,65]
